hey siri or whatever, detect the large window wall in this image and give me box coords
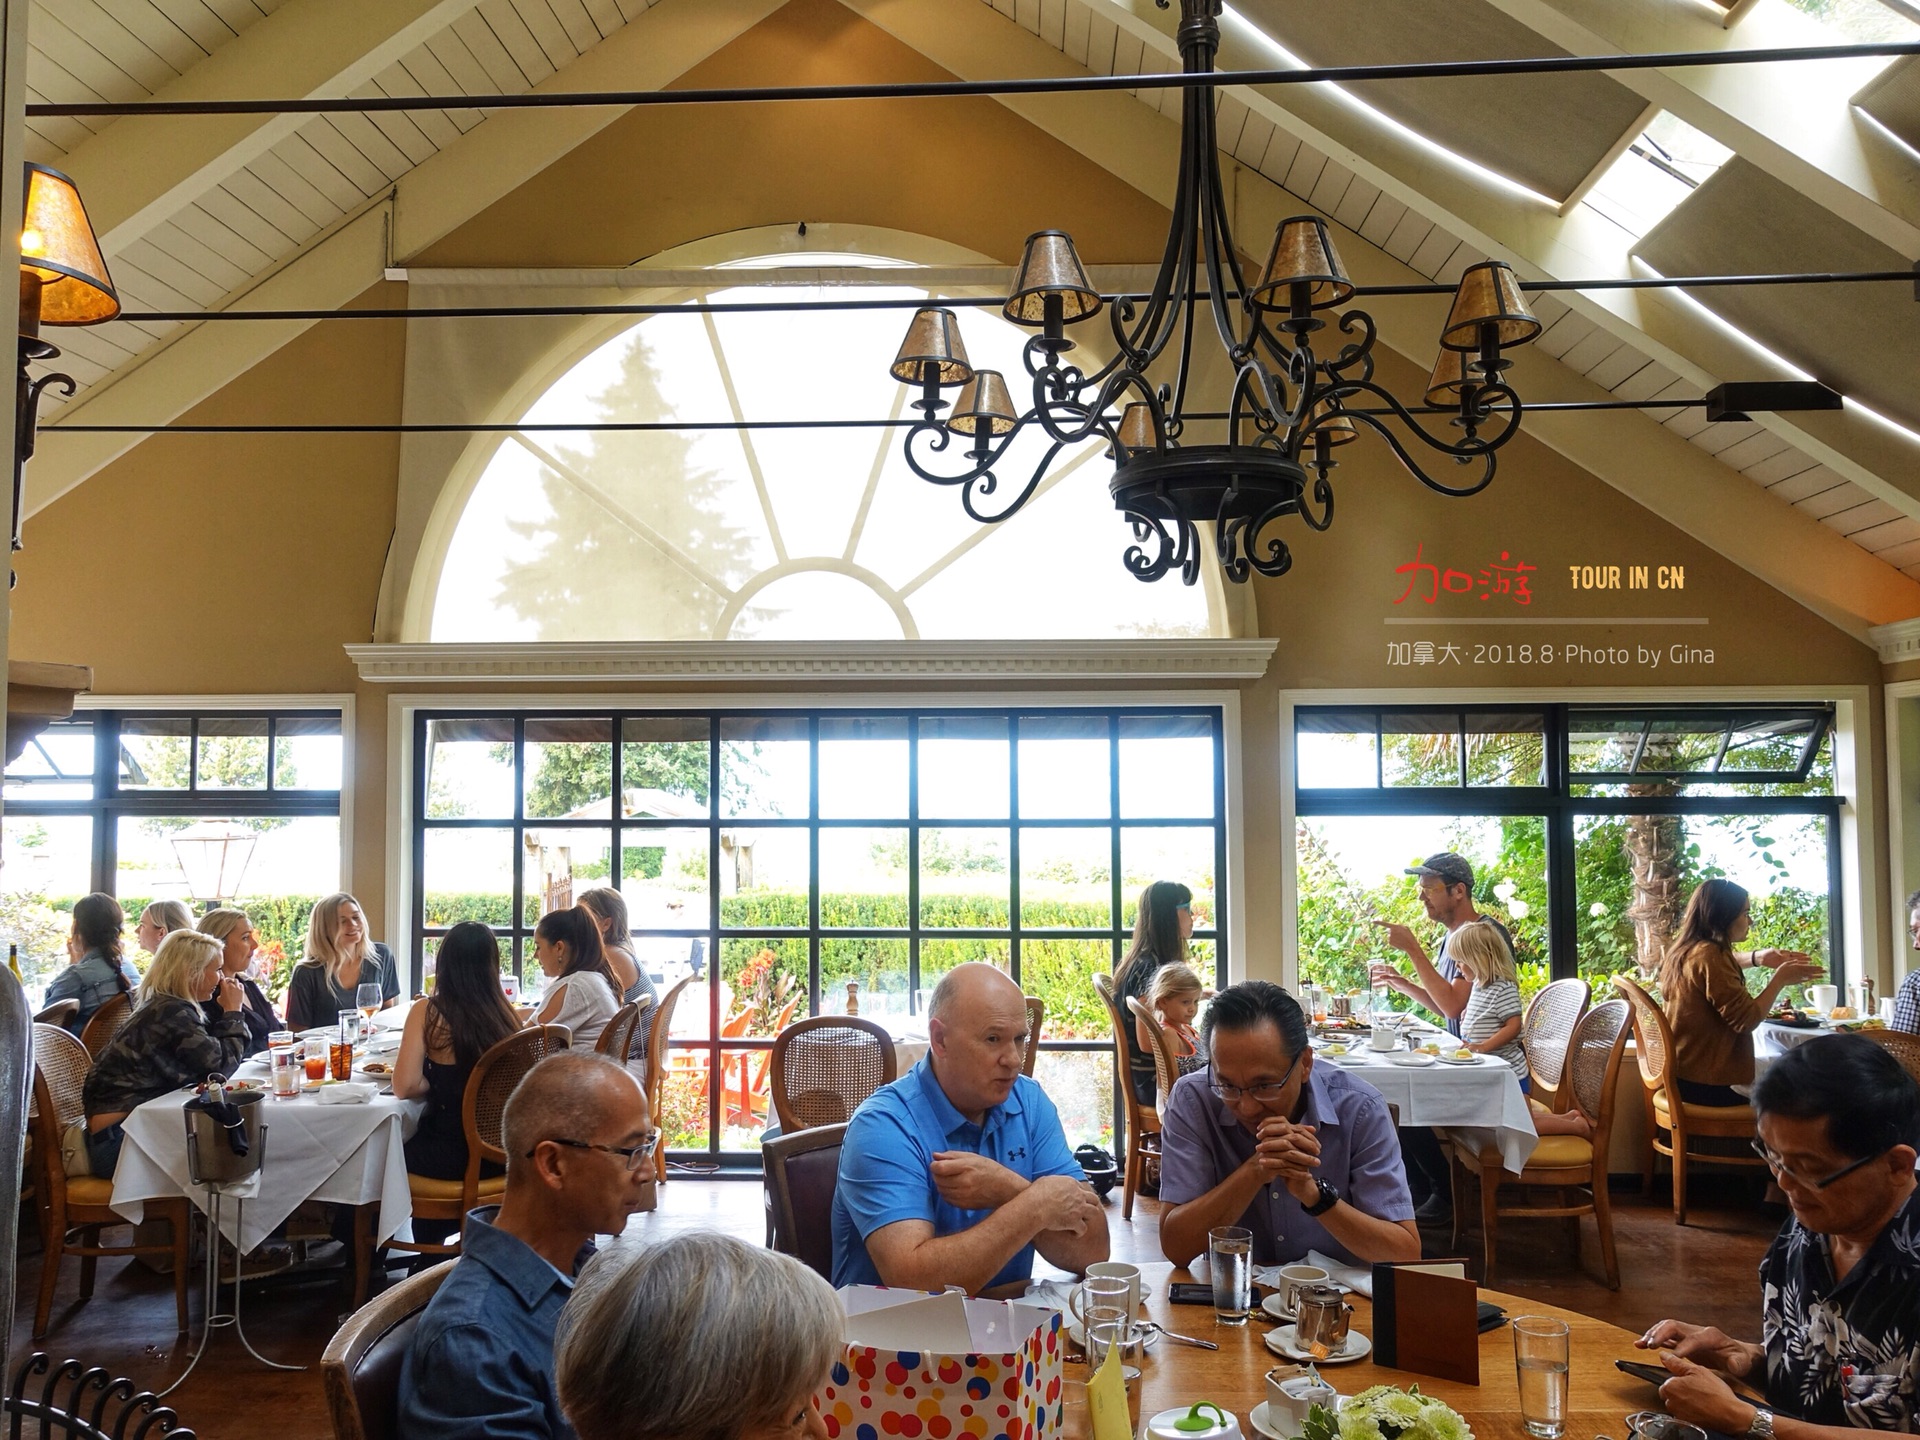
[1294,705,1839,1000]
[413,707,1227,1162]
[0,709,345,1003]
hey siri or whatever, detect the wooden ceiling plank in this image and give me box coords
[293,116,400,193]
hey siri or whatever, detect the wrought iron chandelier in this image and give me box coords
[884,0,1544,585]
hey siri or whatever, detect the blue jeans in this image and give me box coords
[85,1121,125,1178]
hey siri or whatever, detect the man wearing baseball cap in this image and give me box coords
[1369,852,1515,1227]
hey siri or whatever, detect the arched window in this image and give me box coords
[430,253,1218,642]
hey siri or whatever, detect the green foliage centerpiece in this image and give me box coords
[1301,1385,1472,1440]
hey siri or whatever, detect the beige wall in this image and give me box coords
[5,0,1885,970]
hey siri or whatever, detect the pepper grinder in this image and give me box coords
[846,979,860,1016]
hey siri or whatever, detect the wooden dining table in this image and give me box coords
[1058,1263,1660,1440]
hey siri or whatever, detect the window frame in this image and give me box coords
[1290,700,1847,986]
[407,702,1232,1166]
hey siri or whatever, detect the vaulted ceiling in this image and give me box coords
[22,0,1920,638]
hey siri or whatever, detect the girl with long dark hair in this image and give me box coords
[45,892,138,1035]
[532,905,622,1051]
[1113,880,1195,1107]
[394,923,523,1187]
[578,886,656,1009]
[1659,877,1823,1105]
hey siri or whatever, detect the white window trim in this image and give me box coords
[69,692,357,897]
[1278,684,1880,991]
[384,687,1248,989]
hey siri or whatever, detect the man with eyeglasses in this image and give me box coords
[400,1051,657,1440]
[1637,1036,1920,1437]
[1158,980,1420,1268]
[832,962,1108,1295]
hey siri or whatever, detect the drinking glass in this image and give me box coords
[1513,1316,1570,1439]
[356,981,382,1039]
[270,1046,301,1098]
[501,972,521,1004]
[1208,1225,1253,1324]
[301,1040,327,1083]
[332,1011,357,1081]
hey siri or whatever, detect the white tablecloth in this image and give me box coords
[1318,1041,1538,1173]
[110,1067,424,1252]
[883,1018,930,1073]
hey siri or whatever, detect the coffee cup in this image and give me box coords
[1276,1264,1329,1314]
[1368,1021,1399,1052]
[1084,1261,1142,1316]
[1808,984,1839,1013]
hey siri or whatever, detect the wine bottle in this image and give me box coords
[7,944,20,983]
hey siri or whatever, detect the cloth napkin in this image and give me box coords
[314,1082,377,1105]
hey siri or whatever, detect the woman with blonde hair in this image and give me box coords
[285,891,399,1031]
[198,907,278,1056]
[1449,919,1531,1080]
[577,887,656,1009]
[1146,961,1208,1078]
[135,899,195,958]
[81,930,247,1177]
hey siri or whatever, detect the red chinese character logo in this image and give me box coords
[1393,544,1534,606]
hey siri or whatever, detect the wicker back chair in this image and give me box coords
[1125,995,1188,1115]
[595,997,655,1071]
[1859,1027,1920,1085]
[1094,973,1160,1220]
[78,991,133,1060]
[1022,995,1045,1078]
[771,1016,897,1133]
[321,1259,457,1440]
[1615,973,1762,1223]
[27,1022,190,1338]
[644,974,694,1182]
[369,1024,573,1283]
[1521,978,1590,1114]
[1454,998,1632,1288]
[31,999,78,1029]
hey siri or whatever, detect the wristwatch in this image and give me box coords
[1302,1178,1340,1216]
[1746,1408,1775,1440]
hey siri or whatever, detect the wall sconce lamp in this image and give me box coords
[17,163,118,585]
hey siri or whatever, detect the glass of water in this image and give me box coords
[1513,1315,1571,1439]
[1208,1225,1253,1324]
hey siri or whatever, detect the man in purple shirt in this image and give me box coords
[1158,980,1420,1268]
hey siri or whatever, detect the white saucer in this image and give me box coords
[1318,1049,1367,1065]
[1263,1325,1372,1365]
[1063,1317,1160,1352]
[1260,1284,1349,1322]
[1388,1052,1436,1067]
[1436,1053,1485,1066]
[1250,1399,1344,1440]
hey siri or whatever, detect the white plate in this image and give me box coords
[353,1064,394,1081]
[1320,1052,1370,1067]
[1263,1325,1372,1365]
[1435,1053,1484,1066]
[1388,1052,1437,1067]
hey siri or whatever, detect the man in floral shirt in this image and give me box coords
[1637,1036,1920,1436]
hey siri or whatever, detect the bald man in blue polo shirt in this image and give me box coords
[832,963,1109,1294]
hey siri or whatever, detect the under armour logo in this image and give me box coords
[1007,1147,1027,1162]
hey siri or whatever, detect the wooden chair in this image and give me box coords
[32,998,79,1029]
[594,996,655,1072]
[79,991,133,1060]
[1521,977,1590,1116]
[643,974,694,1182]
[1126,995,1189,1115]
[321,1258,456,1440]
[770,1016,896,1133]
[26,1022,190,1338]
[1452,998,1631,1288]
[1615,974,1764,1224]
[1022,995,1045,1078]
[763,1123,847,1280]
[364,1025,571,1292]
[1094,973,1160,1221]
[1858,1027,1920,1085]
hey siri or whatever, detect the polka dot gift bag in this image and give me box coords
[819,1288,1066,1440]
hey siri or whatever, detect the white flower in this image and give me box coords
[1339,1411,1386,1440]
[1379,1394,1427,1426]
[1421,1404,1472,1440]
[1588,902,1608,917]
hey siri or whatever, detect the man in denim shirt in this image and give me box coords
[399,1052,658,1439]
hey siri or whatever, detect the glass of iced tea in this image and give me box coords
[331,1012,356,1081]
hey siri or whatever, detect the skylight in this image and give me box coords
[1779,0,1920,44]
[1582,112,1733,239]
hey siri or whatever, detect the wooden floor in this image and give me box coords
[7,1173,1782,1439]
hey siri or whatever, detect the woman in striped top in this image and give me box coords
[1451,919,1531,1087]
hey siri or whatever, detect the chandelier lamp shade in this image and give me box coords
[883,0,1541,585]
[168,821,258,905]
[14,162,118,583]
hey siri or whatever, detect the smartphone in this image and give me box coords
[1617,1359,1672,1386]
[1168,1282,1214,1305]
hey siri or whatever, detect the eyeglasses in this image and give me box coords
[1207,1048,1304,1105]
[533,1132,662,1172]
[1749,1139,1887,1189]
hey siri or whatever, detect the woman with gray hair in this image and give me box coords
[557,1232,840,1440]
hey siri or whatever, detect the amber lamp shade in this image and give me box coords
[1111,401,1158,458]
[1424,348,1472,408]
[947,371,1018,436]
[1003,231,1102,328]
[19,163,118,338]
[1250,216,1354,313]
[1439,260,1540,353]
[889,308,973,387]
[1307,400,1358,447]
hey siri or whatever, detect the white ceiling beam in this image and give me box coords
[57,0,484,256]
[27,0,789,516]
[841,0,1920,635]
